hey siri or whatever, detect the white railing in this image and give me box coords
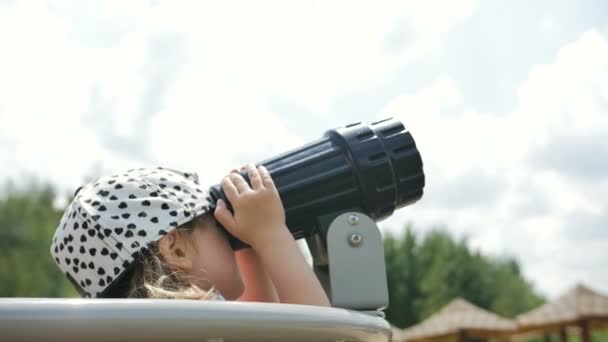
[0,298,391,342]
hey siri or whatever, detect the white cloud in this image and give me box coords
[0,0,478,189]
[137,0,477,113]
[379,29,608,297]
[540,14,555,33]
[515,30,608,142]
[0,3,103,189]
[146,74,304,185]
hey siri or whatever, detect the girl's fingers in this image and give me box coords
[258,165,276,190]
[213,199,237,232]
[246,163,263,190]
[222,176,239,203]
[229,172,251,194]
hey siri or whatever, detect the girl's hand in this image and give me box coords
[214,163,330,307]
[213,163,286,250]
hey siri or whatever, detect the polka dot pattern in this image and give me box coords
[49,167,213,298]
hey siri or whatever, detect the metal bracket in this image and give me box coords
[307,212,389,311]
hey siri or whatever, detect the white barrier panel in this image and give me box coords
[0,298,391,342]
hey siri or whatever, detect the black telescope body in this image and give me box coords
[209,118,425,249]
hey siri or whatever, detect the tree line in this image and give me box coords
[384,227,544,327]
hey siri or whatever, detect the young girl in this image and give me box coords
[50,164,330,306]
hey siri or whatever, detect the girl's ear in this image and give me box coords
[157,230,193,272]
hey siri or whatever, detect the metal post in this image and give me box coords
[580,320,591,342]
[458,330,467,342]
[307,212,389,311]
[559,327,568,342]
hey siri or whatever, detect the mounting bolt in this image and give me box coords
[348,233,363,247]
[348,214,359,226]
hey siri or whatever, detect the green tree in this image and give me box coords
[385,226,420,327]
[0,182,77,297]
[384,225,544,328]
[484,258,544,317]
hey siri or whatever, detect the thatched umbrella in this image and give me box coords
[516,284,608,342]
[395,298,516,342]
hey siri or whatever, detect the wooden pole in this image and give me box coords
[498,334,510,342]
[559,327,568,342]
[458,330,467,342]
[580,320,591,342]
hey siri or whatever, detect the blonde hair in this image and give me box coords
[126,215,216,300]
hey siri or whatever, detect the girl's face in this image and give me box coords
[188,217,245,300]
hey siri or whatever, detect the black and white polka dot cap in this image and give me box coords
[50,167,213,298]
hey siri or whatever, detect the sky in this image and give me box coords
[0,0,606,299]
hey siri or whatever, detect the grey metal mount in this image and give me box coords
[306,212,389,313]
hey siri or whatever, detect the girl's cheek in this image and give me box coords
[192,226,244,298]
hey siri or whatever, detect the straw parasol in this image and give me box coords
[396,298,516,342]
[516,284,608,342]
